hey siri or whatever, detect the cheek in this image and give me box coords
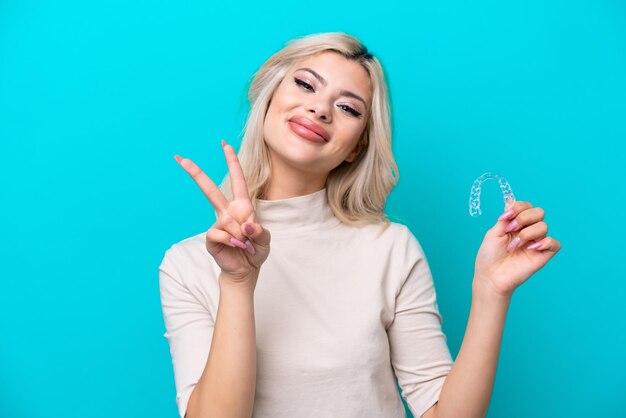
[268,82,294,109]
[337,122,365,147]
[263,102,278,127]
[263,103,284,144]
[264,93,287,127]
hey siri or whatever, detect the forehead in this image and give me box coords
[290,51,372,102]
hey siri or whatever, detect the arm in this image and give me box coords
[186,273,258,418]
[388,228,454,418]
[423,278,510,418]
[424,200,561,418]
[170,141,272,417]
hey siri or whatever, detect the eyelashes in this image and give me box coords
[293,77,362,118]
[294,77,314,91]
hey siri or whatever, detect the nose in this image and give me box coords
[305,100,331,122]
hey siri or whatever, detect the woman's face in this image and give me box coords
[263,51,373,176]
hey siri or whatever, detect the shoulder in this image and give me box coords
[159,231,210,272]
[344,219,425,259]
[159,231,222,294]
[367,220,427,261]
[361,220,420,246]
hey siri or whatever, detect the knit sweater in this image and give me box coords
[159,188,453,418]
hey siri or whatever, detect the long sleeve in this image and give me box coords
[387,230,454,418]
[159,245,216,418]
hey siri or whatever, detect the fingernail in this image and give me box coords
[507,237,521,251]
[527,242,542,250]
[230,237,247,249]
[504,219,518,233]
[244,223,254,235]
[245,239,255,255]
[221,139,226,148]
[499,209,514,221]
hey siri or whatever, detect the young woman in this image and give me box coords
[159,32,561,418]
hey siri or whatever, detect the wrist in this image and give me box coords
[219,271,258,292]
[472,276,513,305]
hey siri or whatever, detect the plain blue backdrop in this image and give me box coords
[1,0,625,417]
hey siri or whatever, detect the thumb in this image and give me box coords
[241,222,271,246]
[492,203,516,238]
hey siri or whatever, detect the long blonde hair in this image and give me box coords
[219,32,399,227]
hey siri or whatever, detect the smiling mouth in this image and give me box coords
[287,121,327,144]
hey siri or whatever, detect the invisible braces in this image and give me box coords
[469,172,516,217]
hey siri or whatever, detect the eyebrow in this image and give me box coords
[294,67,368,109]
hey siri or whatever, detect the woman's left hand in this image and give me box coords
[473,200,562,298]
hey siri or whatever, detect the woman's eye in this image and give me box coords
[294,77,362,118]
[294,78,314,91]
[339,104,362,118]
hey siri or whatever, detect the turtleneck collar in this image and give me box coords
[254,188,341,235]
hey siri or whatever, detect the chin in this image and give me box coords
[280,143,320,165]
[267,138,321,170]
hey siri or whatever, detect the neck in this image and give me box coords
[263,152,328,200]
[254,187,340,234]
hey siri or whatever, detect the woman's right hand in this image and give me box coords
[174,140,271,288]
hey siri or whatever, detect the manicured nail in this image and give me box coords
[221,139,226,148]
[527,242,542,250]
[244,223,254,235]
[245,239,255,255]
[504,219,518,233]
[507,237,521,251]
[230,237,247,249]
[499,209,514,221]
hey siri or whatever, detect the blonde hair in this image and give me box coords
[219,32,399,227]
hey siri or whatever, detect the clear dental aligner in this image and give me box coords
[469,172,516,216]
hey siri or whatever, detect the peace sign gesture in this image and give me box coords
[174,140,271,288]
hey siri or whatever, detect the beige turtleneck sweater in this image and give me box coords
[159,188,453,418]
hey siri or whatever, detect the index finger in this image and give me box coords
[222,140,251,202]
[174,154,229,213]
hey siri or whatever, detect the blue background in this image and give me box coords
[1,0,625,417]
